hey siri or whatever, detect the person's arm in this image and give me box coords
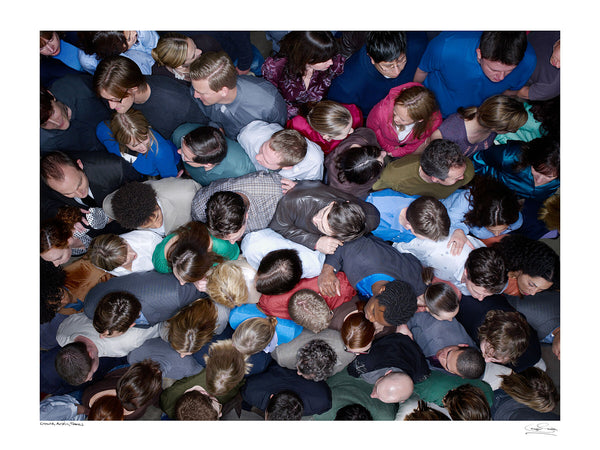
[268,198,322,250]
[413,67,428,83]
[153,135,180,179]
[318,263,341,297]
[96,121,121,157]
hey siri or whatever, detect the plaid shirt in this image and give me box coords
[190,170,284,233]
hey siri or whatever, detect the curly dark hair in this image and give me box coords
[110,181,158,229]
[376,280,418,326]
[40,259,66,324]
[296,339,337,382]
[492,234,559,289]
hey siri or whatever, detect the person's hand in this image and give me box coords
[193,278,208,292]
[177,169,185,178]
[550,40,560,69]
[124,31,138,49]
[552,327,560,360]
[281,178,297,194]
[447,229,474,256]
[396,323,413,339]
[315,236,343,255]
[318,265,340,297]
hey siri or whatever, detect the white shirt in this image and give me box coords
[109,230,163,276]
[237,120,324,181]
[56,313,160,357]
[241,228,325,279]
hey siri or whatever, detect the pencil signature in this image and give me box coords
[524,423,558,436]
[40,421,84,426]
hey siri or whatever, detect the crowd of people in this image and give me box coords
[39,30,560,421]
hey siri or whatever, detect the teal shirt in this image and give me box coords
[185,137,256,186]
[413,370,494,407]
[494,102,543,145]
[152,233,239,273]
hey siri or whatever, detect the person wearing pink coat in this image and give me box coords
[366,82,442,158]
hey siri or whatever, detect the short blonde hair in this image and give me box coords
[232,317,277,355]
[307,100,352,138]
[288,289,332,333]
[269,129,307,167]
[166,298,218,354]
[205,260,250,308]
[87,234,128,271]
[203,339,251,396]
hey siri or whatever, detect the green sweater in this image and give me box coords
[413,370,494,407]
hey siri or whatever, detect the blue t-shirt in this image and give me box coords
[419,31,536,117]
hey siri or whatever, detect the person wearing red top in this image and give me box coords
[286,101,363,155]
[258,271,356,320]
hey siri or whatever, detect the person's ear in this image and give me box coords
[475,48,482,62]
[76,159,84,170]
[220,87,229,97]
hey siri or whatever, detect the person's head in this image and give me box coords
[442,384,491,420]
[312,200,368,242]
[463,247,507,300]
[175,387,222,420]
[180,126,228,169]
[40,259,68,324]
[40,206,82,266]
[370,371,414,403]
[499,367,559,413]
[265,390,304,420]
[87,234,137,272]
[40,88,71,130]
[166,297,218,357]
[492,234,559,294]
[116,359,162,411]
[335,145,385,185]
[335,403,373,420]
[538,192,560,233]
[92,291,141,338]
[435,345,486,379]
[464,175,521,236]
[366,31,407,78]
[189,51,237,106]
[478,310,530,364]
[206,260,255,308]
[110,181,160,230]
[87,395,124,421]
[55,340,98,385]
[405,196,450,241]
[341,308,375,355]
[203,339,251,396]
[255,249,302,295]
[477,31,528,82]
[256,129,307,170]
[79,31,134,59]
[365,280,417,326]
[424,283,460,321]
[152,32,202,72]
[93,55,146,113]
[232,316,277,356]
[288,289,333,333]
[205,191,248,243]
[404,399,450,421]
[459,95,528,133]
[41,151,90,199]
[393,84,439,139]
[278,31,338,77]
[307,100,354,142]
[516,136,560,185]
[295,339,337,381]
[420,140,467,186]
[40,31,61,57]
[168,222,224,285]
[109,109,156,157]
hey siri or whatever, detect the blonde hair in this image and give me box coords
[269,129,308,167]
[538,192,560,232]
[459,95,528,133]
[109,109,157,158]
[189,51,237,91]
[151,32,189,68]
[499,367,559,413]
[205,260,250,308]
[232,317,277,355]
[307,100,352,138]
[394,84,439,139]
[87,234,128,271]
[166,298,218,354]
[204,339,251,396]
[288,289,332,333]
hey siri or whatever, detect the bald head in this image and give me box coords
[371,371,414,403]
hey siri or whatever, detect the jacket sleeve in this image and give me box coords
[269,197,322,250]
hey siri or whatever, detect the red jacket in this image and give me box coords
[286,103,363,155]
[258,271,356,320]
[366,82,442,157]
